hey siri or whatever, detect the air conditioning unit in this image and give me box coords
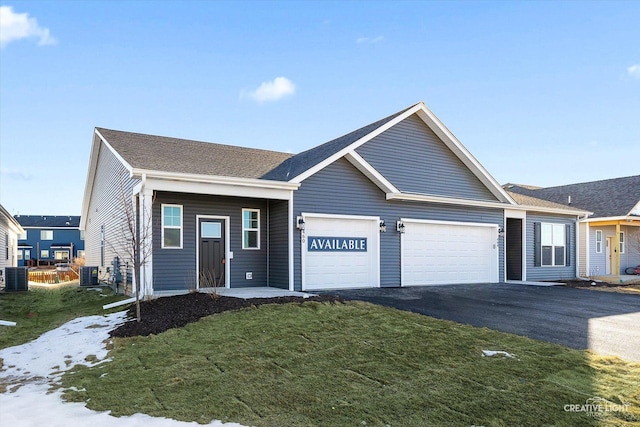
[5,267,29,292]
[80,266,99,287]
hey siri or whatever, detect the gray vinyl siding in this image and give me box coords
[293,158,505,291]
[526,213,576,281]
[152,192,269,292]
[268,199,289,289]
[83,142,138,281]
[356,114,498,201]
[621,226,640,274]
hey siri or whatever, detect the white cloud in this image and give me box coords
[0,168,33,181]
[244,77,296,103]
[0,6,57,48]
[628,64,640,79]
[356,36,384,44]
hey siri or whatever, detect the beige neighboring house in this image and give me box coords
[0,204,25,275]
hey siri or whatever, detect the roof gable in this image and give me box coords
[356,113,499,201]
[261,105,414,181]
[506,175,640,218]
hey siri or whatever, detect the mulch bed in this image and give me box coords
[110,293,342,338]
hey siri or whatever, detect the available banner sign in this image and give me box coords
[308,236,368,252]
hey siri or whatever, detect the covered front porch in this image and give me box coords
[586,217,640,278]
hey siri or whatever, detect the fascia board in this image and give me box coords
[387,192,591,216]
[134,169,300,191]
[344,151,400,194]
[582,215,639,223]
[414,107,516,205]
[627,200,640,216]
[144,177,296,201]
[290,103,424,184]
[80,129,135,230]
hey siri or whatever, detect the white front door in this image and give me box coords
[605,237,612,275]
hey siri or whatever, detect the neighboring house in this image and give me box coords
[0,204,24,274]
[81,102,589,297]
[506,175,640,278]
[14,215,85,267]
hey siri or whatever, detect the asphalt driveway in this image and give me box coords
[326,284,640,362]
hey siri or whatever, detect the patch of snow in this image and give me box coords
[482,350,516,358]
[0,312,248,427]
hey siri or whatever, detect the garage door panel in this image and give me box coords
[302,216,379,290]
[402,221,498,286]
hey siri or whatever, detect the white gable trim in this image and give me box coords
[628,200,640,216]
[344,151,400,194]
[413,108,514,204]
[290,103,424,184]
[80,129,136,230]
[289,102,516,206]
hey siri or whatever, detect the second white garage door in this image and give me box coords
[402,219,498,286]
[302,214,379,291]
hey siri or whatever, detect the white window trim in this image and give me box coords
[620,231,625,254]
[242,208,260,250]
[54,250,69,260]
[161,204,183,249]
[41,230,53,240]
[541,223,566,267]
[41,250,50,258]
[595,230,602,254]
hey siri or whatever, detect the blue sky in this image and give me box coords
[1,1,638,216]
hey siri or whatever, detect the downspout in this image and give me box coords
[266,201,270,288]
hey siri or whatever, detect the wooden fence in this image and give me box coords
[28,268,80,284]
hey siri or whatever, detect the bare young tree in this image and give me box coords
[109,179,154,322]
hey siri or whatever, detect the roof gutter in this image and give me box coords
[131,168,300,191]
[387,192,592,216]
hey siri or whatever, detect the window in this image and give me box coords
[595,230,602,253]
[201,222,221,238]
[24,250,31,260]
[541,223,565,266]
[80,230,85,240]
[242,209,260,249]
[162,204,183,248]
[77,250,85,258]
[41,250,50,258]
[18,230,27,240]
[55,251,69,260]
[4,233,7,260]
[41,230,53,240]
[17,251,23,261]
[620,232,625,254]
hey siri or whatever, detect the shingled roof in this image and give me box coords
[96,128,293,180]
[505,175,640,218]
[505,191,579,211]
[15,215,81,228]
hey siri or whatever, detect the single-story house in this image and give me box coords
[506,176,640,278]
[81,102,590,297]
[14,215,85,267]
[0,204,24,274]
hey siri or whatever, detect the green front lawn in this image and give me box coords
[0,284,127,349]
[62,301,640,426]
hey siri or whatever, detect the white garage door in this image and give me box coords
[402,220,498,286]
[302,214,379,290]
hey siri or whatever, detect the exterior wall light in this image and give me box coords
[379,220,387,233]
[396,220,405,234]
[296,216,305,230]
[498,226,505,237]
